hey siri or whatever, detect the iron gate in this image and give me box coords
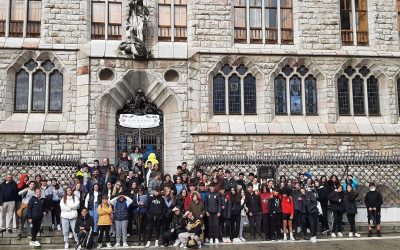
[194,152,400,207]
[116,89,163,163]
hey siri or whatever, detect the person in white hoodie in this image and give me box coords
[60,187,80,249]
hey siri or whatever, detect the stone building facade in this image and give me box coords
[0,0,399,177]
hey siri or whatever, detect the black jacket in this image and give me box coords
[27,196,45,220]
[221,196,232,219]
[328,191,345,212]
[364,190,383,210]
[0,180,18,205]
[344,191,358,215]
[316,185,329,204]
[291,190,304,211]
[171,213,186,234]
[205,192,221,214]
[147,195,166,216]
[246,192,262,215]
[268,196,281,214]
[305,189,319,214]
[223,178,237,190]
[75,215,94,232]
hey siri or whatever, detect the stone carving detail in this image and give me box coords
[118,89,162,115]
[118,0,150,59]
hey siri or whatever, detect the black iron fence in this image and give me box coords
[0,153,81,186]
[194,152,400,207]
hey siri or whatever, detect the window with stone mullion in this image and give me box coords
[397,79,400,116]
[340,0,368,46]
[337,75,351,115]
[366,76,379,116]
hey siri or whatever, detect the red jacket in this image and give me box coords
[281,196,294,216]
[259,192,272,214]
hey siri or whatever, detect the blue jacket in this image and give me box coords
[342,177,358,192]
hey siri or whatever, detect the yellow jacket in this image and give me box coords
[97,204,112,226]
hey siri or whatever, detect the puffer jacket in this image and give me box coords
[221,195,232,219]
[97,203,113,225]
[328,191,345,213]
[205,192,221,214]
[304,189,319,214]
[60,196,80,219]
[344,191,358,215]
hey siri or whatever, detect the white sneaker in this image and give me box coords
[34,241,41,247]
[354,233,361,238]
[226,238,231,243]
[154,240,159,247]
[64,242,69,249]
[77,246,81,250]
[222,237,227,243]
[283,234,287,241]
[123,242,129,247]
[209,238,214,244]
[114,243,120,248]
[310,236,317,243]
[179,242,185,248]
[232,238,241,243]
[29,241,36,246]
[68,232,73,239]
[215,238,219,244]
[106,242,112,248]
[290,233,295,241]
[205,238,209,243]
[331,232,336,238]
[97,243,102,248]
[57,224,61,231]
[173,239,181,246]
[338,232,343,237]
[239,237,246,242]
[145,241,151,248]
[349,232,354,237]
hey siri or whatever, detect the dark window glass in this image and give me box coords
[236,64,248,75]
[221,64,233,75]
[24,59,38,71]
[31,70,46,111]
[213,74,225,114]
[344,66,355,77]
[14,69,29,112]
[228,74,241,114]
[359,65,370,77]
[282,64,293,76]
[367,76,379,115]
[296,65,309,76]
[244,74,256,114]
[338,75,350,115]
[49,70,63,112]
[398,79,400,116]
[352,75,365,115]
[42,60,55,71]
[305,75,317,114]
[274,74,287,114]
[289,75,302,114]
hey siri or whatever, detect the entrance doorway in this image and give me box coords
[116,89,163,164]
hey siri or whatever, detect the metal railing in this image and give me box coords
[0,152,80,186]
[194,152,400,207]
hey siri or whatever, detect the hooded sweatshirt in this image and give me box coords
[143,145,156,163]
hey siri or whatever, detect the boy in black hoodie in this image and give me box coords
[205,183,221,244]
[364,182,383,237]
[268,189,282,241]
[27,188,45,247]
[145,186,166,248]
[246,184,262,240]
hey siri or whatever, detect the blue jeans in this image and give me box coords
[89,209,98,233]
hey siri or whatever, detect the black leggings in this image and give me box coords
[208,214,219,239]
[221,218,231,238]
[306,213,318,237]
[332,211,343,233]
[347,214,356,233]
[230,215,241,239]
[146,214,163,241]
[31,218,42,242]
[294,210,302,234]
[51,200,61,225]
[98,225,111,244]
[136,213,147,242]
[319,202,329,231]
[269,213,281,238]
[262,213,269,239]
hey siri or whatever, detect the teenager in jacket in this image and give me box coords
[110,194,133,247]
[364,182,383,237]
[238,189,247,242]
[268,189,281,241]
[342,175,358,192]
[205,183,221,244]
[17,181,36,239]
[145,186,166,248]
[246,184,262,240]
[178,210,203,248]
[315,178,329,234]
[127,181,138,236]
[60,187,80,249]
[49,178,64,231]
[281,188,295,241]
[75,208,94,250]
[84,183,102,235]
[135,186,148,245]
[230,187,243,242]
[163,206,186,247]
[97,196,113,248]
[304,186,319,243]
[162,186,176,238]
[328,185,345,238]
[0,173,18,233]
[344,185,360,237]
[291,182,304,240]
[259,184,272,241]
[221,189,232,243]
[187,191,205,221]
[27,188,45,247]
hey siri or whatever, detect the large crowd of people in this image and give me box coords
[0,145,384,249]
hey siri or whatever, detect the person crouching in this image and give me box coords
[178,210,203,248]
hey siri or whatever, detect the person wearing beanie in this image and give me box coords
[364,182,383,237]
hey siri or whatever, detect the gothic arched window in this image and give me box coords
[274,65,317,115]
[212,64,257,115]
[337,66,380,116]
[14,58,63,113]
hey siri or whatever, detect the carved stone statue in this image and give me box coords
[118,0,150,59]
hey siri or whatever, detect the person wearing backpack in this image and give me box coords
[344,185,360,238]
[364,182,383,237]
[110,194,133,247]
[97,196,113,248]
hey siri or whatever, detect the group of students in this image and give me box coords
[0,146,385,249]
